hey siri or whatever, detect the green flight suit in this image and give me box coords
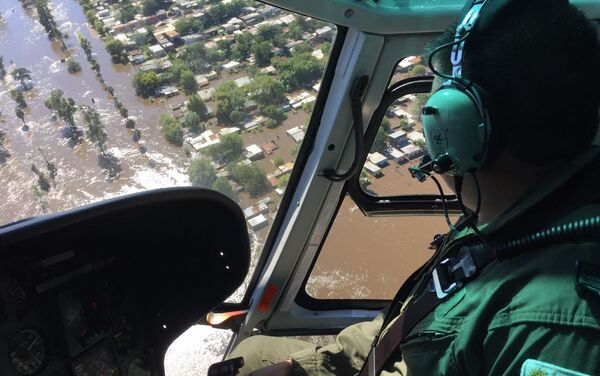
[229,148,600,376]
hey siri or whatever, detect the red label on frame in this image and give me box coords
[258,284,278,312]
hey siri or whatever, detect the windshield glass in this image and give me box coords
[0,0,333,232]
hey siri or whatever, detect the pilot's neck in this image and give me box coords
[453,153,551,225]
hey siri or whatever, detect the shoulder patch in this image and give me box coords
[521,359,589,376]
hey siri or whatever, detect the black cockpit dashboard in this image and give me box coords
[0,188,250,376]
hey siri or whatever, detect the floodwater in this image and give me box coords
[0,0,190,224]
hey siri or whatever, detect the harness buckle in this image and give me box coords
[432,247,477,299]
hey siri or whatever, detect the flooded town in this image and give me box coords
[0,0,441,374]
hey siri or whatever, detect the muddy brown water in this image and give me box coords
[0,0,190,225]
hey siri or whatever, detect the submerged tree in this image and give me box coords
[39,147,57,182]
[211,176,236,201]
[187,159,217,188]
[80,105,107,153]
[187,94,208,119]
[67,58,82,73]
[0,57,6,79]
[15,107,27,131]
[31,164,51,192]
[45,89,77,128]
[11,67,31,87]
[10,90,27,109]
[159,114,183,146]
[78,34,93,61]
[34,0,65,49]
[0,131,10,163]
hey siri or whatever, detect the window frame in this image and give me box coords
[295,76,461,308]
[212,26,349,314]
[347,75,461,216]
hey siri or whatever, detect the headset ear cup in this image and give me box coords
[467,82,500,166]
[421,83,489,176]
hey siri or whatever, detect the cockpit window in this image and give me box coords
[360,56,451,197]
[0,1,336,304]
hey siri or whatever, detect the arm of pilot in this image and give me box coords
[460,323,600,375]
[285,313,384,376]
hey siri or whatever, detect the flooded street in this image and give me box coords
[0,0,189,225]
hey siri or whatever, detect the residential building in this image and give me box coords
[286,126,305,143]
[148,44,166,57]
[245,144,265,161]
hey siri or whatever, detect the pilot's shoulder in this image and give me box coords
[480,241,600,331]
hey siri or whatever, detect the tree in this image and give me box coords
[273,53,323,90]
[214,81,246,125]
[179,70,198,95]
[179,44,209,74]
[160,114,184,146]
[119,3,137,22]
[0,57,6,79]
[272,156,284,166]
[381,118,391,132]
[94,19,107,36]
[253,42,274,67]
[141,0,165,16]
[45,89,77,128]
[181,111,203,132]
[359,169,370,190]
[38,148,57,182]
[80,105,108,153]
[204,48,224,65]
[285,23,302,40]
[260,105,286,126]
[399,118,412,132]
[132,128,142,142]
[15,107,26,129]
[67,58,82,73]
[187,159,217,187]
[167,59,191,84]
[293,42,312,55]
[175,17,203,36]
[132,71,162,97]
[105,38,127,64]
[90,58,101,73]
[203,133,243,164]
[126,118,136,128]
[31,164,50,192]
[11,67,31,87]
[408,64,427,76]
[35,0,64,47]
[211,177,235,200]
[205,0,247,26]
[187,94,207,119]
[255,24,284,46]
[372,127,388,153]
[229,163,269,196]
[409,94,429,117]
[0,131,9,162]
[231,33,253,61]
[78,34,93,61]
[276,173,290,189]
[290,143,300,158]
[250,75,286,107]
[10,90,27,109]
